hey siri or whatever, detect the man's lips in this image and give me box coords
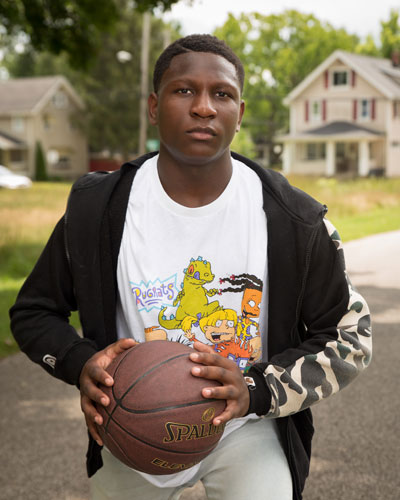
[186,127,216,140]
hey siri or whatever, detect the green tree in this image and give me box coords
[214,10,360,163]
[34,141,47,181]
[0,0,183,69]
[380,9,400,59]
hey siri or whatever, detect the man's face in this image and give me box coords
[148,52,244,165]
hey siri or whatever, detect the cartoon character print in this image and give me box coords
[144,261,263,372]
[158,257,220,330]
[219,274,262,338]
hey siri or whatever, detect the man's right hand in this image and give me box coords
[79,338,137,446]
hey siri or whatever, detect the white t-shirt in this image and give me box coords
[116,154,268,486]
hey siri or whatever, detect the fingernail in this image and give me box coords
[190,353,199,361]
[101,397,108,405]
[192,367,201,375]
[95,416,102,424]
[105,377,113,385]
[203,389,212,397]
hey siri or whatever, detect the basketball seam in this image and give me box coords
[119,398,221,414]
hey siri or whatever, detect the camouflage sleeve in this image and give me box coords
[260,219,372,419]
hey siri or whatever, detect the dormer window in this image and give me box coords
[332,69,349,86]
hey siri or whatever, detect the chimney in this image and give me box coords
[392,50,400,67]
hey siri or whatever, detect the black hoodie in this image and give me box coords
[10,152,371,499]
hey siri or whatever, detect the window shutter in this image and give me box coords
[324,70,329,88]
[371,98,376,120]
[351,70,356,87]
[353,100,358,120]
[305,100,309,122]
[322,99,327,121]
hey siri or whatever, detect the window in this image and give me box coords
[10,150,23,162]
[11,117,25,133]
[305,143,326,160]
[332,70,349,86]
[54,156,71,169]
[394,101,400,118]
[311,100,321,122]
[52,90,69,109]
[43,114,51,130]
[360,99,370,119]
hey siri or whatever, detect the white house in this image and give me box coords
[279,50,400,177]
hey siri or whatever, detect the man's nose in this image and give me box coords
[190,92,217,118]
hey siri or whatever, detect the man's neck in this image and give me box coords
[156,148,233,208]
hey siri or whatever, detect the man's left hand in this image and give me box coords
[189,341,250,426]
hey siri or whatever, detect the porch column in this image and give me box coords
[282,141,293,175]
[358,140,369,177]
[326,141,335,176]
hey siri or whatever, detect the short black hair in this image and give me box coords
[153,34,245,94]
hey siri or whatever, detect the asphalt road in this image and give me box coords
[1,230,399,500]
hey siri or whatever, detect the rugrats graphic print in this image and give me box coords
[129,256,264,373]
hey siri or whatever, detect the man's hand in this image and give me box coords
[79,338,137,446]
[189,341,250,426]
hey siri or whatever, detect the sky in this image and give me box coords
[161,0,398,40]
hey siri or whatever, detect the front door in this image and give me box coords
[335,142,358,175]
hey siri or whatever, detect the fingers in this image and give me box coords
[78,338,137,446]
[81,393,104,446]
[189,345,250,425]
[193,341,215,355]
[104,338,137,359]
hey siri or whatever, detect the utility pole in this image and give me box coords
[139,12,151,155]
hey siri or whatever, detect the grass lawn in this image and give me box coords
[1,175,400,358]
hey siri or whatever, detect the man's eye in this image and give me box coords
[177,88,191,94]
[216,91,229,98]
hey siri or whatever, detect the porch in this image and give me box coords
[0,130,28,173]
[280,121,385,177]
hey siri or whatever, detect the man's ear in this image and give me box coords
[236,100,245,132]
[148,92,158,125]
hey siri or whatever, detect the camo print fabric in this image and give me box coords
[263,219,372,418]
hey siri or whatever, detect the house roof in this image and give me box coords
[277,120,385,142]
[285,50,400,103]
[0,130,26,150]
[0,75,85,115]
[305,121,383,136]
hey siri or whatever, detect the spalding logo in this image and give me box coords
[163,421,225,443]
[201,407,215,422]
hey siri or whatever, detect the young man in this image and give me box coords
[10,35,372,500]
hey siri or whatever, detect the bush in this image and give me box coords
[34,141,48,181]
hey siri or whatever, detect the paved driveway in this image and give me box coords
[1,231,399,500]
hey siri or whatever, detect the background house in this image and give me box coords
[279,51,400,177]
[0,75,88,180]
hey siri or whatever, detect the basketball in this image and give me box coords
[96,340,226,475]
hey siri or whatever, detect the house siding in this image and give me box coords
[33,97,87,180]
[293,60,386,133]
[386,101,400,176]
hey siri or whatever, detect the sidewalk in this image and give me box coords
[1,231,399,500]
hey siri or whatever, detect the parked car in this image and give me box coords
[0,165,32,189]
